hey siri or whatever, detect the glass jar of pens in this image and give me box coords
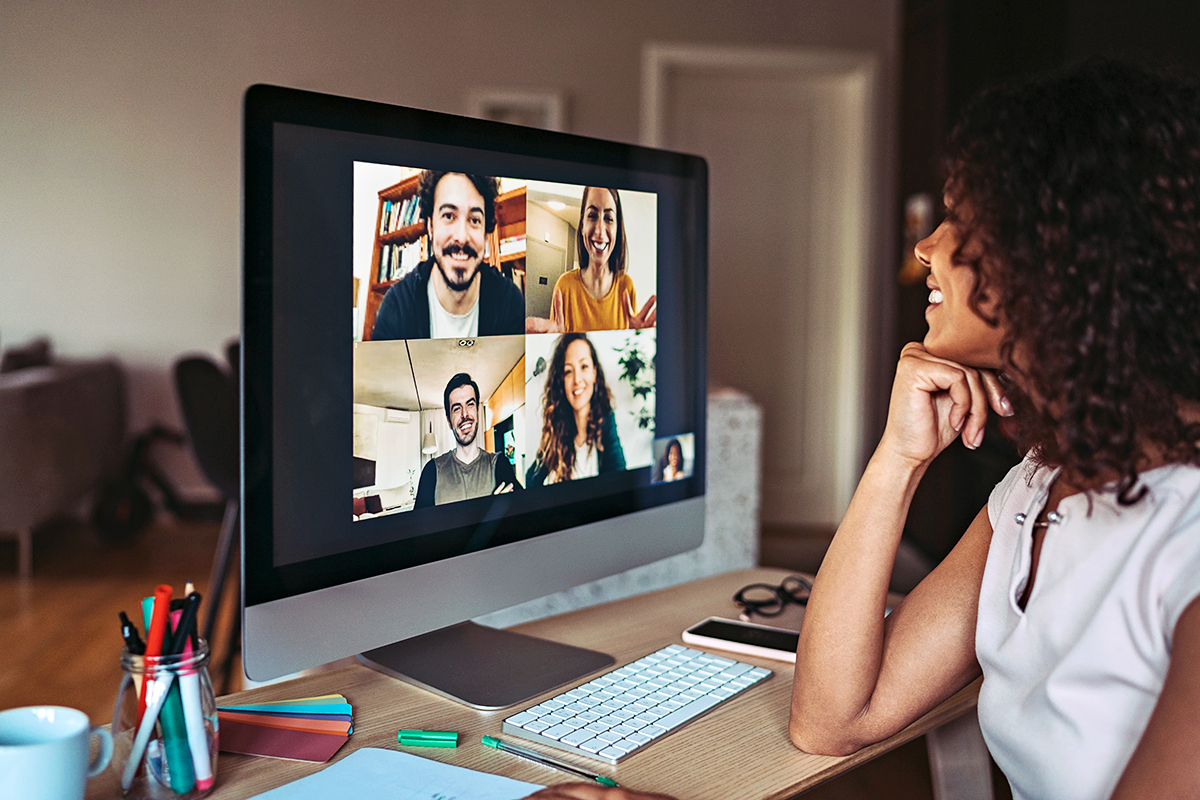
[112,584,218,799]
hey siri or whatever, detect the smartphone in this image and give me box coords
[682,617,799,663]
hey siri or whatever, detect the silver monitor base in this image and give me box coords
[357,621,615,710]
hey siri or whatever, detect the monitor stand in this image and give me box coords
[357,621,615,710]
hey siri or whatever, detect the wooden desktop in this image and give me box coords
[86,567,979,800]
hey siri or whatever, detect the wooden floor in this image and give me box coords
[0,515,242,726]
[0,517,1009,800]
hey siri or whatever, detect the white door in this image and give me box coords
[643,45,877,526]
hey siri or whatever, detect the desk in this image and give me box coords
[87,567,979,800]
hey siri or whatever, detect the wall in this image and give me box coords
[1,0,898,495]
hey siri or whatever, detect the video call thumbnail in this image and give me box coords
[350,162,664,521]
[651,432,695,484]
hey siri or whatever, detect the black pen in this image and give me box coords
[119,611,146,655]
[170,592,203,655]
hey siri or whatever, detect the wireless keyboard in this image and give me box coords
[501,644,772,764]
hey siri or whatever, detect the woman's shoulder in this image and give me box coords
[987,452,1049,526]
[554,269,583,291]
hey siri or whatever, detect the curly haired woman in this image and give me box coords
[526,333,626,487]
[521,59,1200,800]
[789,59,1200,800]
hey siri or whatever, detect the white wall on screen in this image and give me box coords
[353,162,414,335]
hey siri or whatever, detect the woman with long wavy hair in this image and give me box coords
[526,333,626,486]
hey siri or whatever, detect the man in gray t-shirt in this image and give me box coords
[414,372,520,508]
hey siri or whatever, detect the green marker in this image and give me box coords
[399,729,459,748]
[482,735,619,787]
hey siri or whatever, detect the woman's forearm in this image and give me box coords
[789,447,926,753]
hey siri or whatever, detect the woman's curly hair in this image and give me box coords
[943,58,1200,502]
[536,333,614,482]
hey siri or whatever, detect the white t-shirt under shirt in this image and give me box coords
[572,443,599,480]
[428,279,479,339]
[977,455,1200,800]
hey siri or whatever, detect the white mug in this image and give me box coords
[0,706,112,800]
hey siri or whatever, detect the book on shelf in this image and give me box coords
[499,234,526,257]
[379,196,421,235]
[376,239,425,283]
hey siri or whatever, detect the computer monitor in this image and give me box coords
[241,84,708,709]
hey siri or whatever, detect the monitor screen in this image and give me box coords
[242,85,708,701]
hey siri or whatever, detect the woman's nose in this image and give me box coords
[914,230,934,267]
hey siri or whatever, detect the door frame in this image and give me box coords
[641,43,884,525]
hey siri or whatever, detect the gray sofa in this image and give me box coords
[0,359,125,576]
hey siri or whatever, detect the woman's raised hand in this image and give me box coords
[526,291,566,334]
[624,293,657,329]
[878,342,1012,470]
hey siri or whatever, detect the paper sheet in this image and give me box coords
[251,747,544,800]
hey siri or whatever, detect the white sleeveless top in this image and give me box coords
[977,455,1200,800]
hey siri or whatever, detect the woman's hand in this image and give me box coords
[521,783,677,800]
[527,291,566,334]
[878,343,1012,470]
[624,292,656,329]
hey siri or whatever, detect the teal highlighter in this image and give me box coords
[142,597,196,794]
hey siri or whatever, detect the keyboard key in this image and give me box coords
[541,724,577,740]
[650,692,725,731]
[561,729,594,747]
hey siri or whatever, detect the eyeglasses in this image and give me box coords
[733,575,812,621]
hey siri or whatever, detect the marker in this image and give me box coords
[399,729,458,748]
[138,585,174,725]
[119,611,146,655]
[175,595,214,791]
[184,581,199,649]
[122,670,178,790]
[482,735,619,788]
[159,609,195,794]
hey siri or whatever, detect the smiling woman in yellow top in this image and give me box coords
[534,187,657,333]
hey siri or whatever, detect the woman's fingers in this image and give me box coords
[552,290,565,327]
[636,295,657,327]
[527,293,567,334]
[623,293,657,329]
[957,364,991,450]
[887,343,997,462]
[980,370,1014,417]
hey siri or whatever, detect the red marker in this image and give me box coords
[137,584,174,725]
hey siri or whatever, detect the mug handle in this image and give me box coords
[88,725,113,778]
